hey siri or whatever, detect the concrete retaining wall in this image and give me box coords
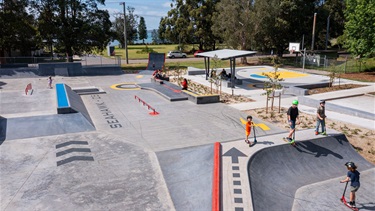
[39,63,122,76]
[39,62,82,76]
[187,67,206,75]
[81,66,122,76]
[298,95,374,120]
[284,82,331,96]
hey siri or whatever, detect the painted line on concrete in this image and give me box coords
[212,142,221,211]
[56,141,94,166]
[110,82,141,90]
[56,148,91,157]
[56,156,94,166]
[239,118,270,131]
[223,147,248,211]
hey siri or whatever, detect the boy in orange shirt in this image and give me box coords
[245,115,252,145]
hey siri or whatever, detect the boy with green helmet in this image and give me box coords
[286,100,300,141]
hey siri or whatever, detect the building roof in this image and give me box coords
[196,49,257,60]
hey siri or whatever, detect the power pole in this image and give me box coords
[325,15,330,50]
[120,2,129,64]
[311,13,317,51]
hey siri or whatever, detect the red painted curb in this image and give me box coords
[212,142,221,211]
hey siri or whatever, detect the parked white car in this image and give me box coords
[167,51,187,58]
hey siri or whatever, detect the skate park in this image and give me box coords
[1,55,374,211]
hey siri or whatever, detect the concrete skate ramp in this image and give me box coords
[3,113,95,141]
[293,168,375,211]
[249,134,374,211]
[56,83,93,126]
[146,53,165,70]
[157,144,214,211]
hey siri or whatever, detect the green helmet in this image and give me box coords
[292,100,299,105]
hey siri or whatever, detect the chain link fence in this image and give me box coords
[281,54,373,73]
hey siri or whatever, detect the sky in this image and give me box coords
[103,0,173,30]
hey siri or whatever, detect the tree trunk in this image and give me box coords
[0,49,5,64]
[66,46,73,62]
[241,32,247,64]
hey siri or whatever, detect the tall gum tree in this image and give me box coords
[212,0,255,63]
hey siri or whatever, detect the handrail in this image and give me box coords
[134,95,159,115]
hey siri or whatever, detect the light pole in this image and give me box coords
[120,2,129,64]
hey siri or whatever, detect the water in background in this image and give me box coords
[110,31,153,46]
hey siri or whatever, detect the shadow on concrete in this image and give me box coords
[295,140,343,158]
[0,117,6,145]
[0,81,7,89]
[248,134,374,211]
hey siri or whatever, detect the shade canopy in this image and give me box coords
[196,49,257,60]
[197,49,257,88]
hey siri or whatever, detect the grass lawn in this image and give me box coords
[105,44,203,59]
[121,60,231,72]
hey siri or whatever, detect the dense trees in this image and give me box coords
[344,0,375,57]
[2,0,374,59]
[0,0,38,57]
[161,0,219,50]
[158,0,361,57]
[31,0,112,62]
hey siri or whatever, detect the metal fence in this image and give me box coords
[0,56,121,67]
[282,55,371,73]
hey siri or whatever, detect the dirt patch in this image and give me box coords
[245,107,375,164]
[307,84,367,95]
[340,72,375,82]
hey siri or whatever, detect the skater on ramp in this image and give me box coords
[147,53,165,70]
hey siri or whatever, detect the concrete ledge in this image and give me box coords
[72,86,106,95]
[140,82,188,102]
[298,95,375,120]
[223,79,243,88]
[182,90,220,104]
